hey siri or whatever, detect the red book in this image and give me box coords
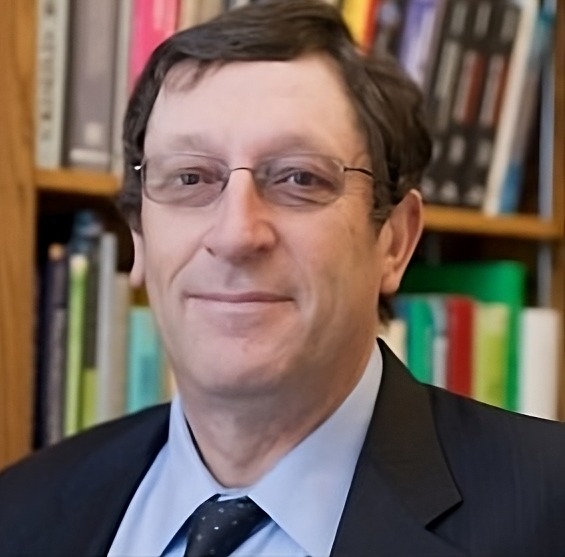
[445,296,475,397]
[129,0,180,92]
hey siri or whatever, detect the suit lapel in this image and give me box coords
[331,340,464,556]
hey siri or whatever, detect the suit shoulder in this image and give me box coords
[430,386,565,447]
[0,404,170,498]
[428,386,565,478]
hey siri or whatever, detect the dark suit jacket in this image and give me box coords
[2,341,565,556]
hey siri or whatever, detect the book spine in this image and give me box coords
[498,10,553,214]
[398,0,442,87]
[127,306,164,413]
[34,0,70,168]
[483,0,539,215]
[518,307,561,420]
[177,0,202,30]
[94,233,118,423]
[129,0,180,92]
[472,302,510,409]
[110,0,134,176]
[37,243,69,447]
[98,273,131,422]
[65,0,119,171]
[341,0,377,49]
[460,3,522,209]
[198,0,225,23]
[64,253,88,437]
[445,296,474,397]
[420,0,470,204]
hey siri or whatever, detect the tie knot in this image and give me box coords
[184,495,270,557]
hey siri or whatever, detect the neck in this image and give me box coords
[177,341,375,487]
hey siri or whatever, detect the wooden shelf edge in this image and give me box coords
[423,205,563,241]
[34,168,561,241]
[35,167,120,197]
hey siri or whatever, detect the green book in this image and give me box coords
[64,253,88,437]
[400,261,526,410]
[473,303,510,408]
[393,295,435,384]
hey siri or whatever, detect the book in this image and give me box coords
[97,272,131,423]
[34,0,70,168]
[483,0,539,215]
[419,0,472,204]
[110,0,134,176]
[445,295,475,397]
[127,306,164,413]
[425,295,449,389]
[35,243,69,447]
[453,2,519,209]
[372,0,410,56]
[198,0,224,23]
[178,0,202,30]
[91,232,118,425]
[489,7,553,214]
[63,253,88,437]
[378,317,407,364]
[393,295,435,384]
[397,0,445,87]
[400,261,526,410]
[518,307,561,420]
[64,0,119,171]
[341,0,380,50]
[472,302,510,407]
[129,0,180,92]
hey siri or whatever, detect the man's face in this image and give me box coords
[132,55,417,403]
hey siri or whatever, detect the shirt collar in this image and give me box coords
[165,341,383,555]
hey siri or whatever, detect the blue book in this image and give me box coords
[127,306,164,413]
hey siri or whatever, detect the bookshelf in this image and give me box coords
[1,0,564,469]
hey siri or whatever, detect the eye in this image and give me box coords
[286,170,322,187]
[273,166,333,190]
[178,171,200,186]
[174,166,217,187]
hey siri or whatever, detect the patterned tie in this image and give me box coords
[183,495,270,557]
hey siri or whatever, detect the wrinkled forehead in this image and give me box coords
[144,55,369,162]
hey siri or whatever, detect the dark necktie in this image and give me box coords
[183,494,270,557]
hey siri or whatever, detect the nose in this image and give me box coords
[202,168,277,261]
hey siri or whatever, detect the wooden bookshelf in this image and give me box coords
[0,0,36,468]
[2,0,565,470]
[36,168,120,197]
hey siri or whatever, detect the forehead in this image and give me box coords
[144,55,367,160]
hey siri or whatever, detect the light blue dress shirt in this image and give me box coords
[109,343,382,557]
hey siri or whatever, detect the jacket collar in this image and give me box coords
[84,341,462,556]
[331,339,464,556]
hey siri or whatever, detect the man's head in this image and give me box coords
[117,0,431,231]
[117,0,430,410]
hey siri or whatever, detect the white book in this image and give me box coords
[94,232,118,423]
[482,0,539,215]
[379,318,407,365]
[518,307,561,420]
[96,271,130,423]
[35,0,70,168]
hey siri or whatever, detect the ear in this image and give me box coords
[130,230,146,287]
[379,189,423,295]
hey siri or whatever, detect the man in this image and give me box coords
[2,1,565,556]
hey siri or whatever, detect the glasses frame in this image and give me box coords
[133,152,374,208]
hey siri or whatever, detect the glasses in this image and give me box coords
[133,153,373,208]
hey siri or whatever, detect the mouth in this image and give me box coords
[189,292,292,304]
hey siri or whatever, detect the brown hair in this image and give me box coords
[116,0,431,232]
